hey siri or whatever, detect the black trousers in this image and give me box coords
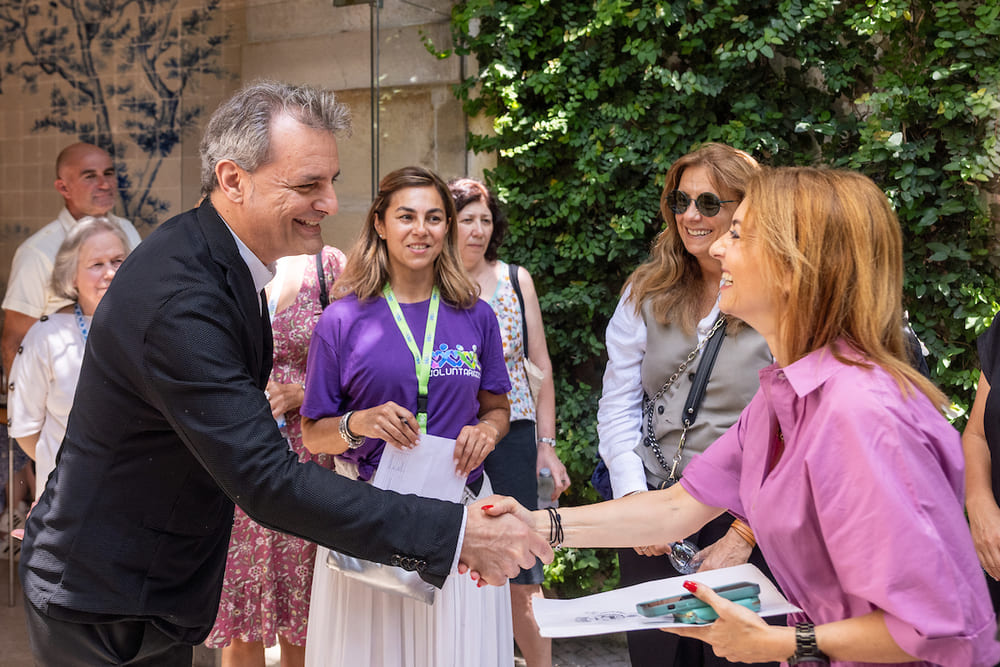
[23,596,192,667]
[618,512,783,667]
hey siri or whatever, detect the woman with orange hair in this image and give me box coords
[521,167,999,665]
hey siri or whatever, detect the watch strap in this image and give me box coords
[787,622,829,665]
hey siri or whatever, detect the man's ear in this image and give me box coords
[215,159,247,203]
[54,179,70,199]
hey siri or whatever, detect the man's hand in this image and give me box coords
[458,495,552,586]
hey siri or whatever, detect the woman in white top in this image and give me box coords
[9,217,129,499]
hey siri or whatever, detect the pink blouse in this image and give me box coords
[682,343,1000,666]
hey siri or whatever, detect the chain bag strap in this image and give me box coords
[644,315,727,483]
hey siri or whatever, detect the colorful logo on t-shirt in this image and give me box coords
[430,343,482,379]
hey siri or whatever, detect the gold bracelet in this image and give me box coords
[730,518,756,549]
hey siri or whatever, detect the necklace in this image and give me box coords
[73,303,90,343]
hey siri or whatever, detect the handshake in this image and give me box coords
[457,495,555,586]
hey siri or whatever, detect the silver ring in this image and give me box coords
[264,390,271,400]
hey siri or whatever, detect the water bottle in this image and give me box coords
[537,467,558,509]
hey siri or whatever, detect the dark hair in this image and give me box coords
[447,178,509,262]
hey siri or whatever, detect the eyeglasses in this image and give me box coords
[663,190,735,217]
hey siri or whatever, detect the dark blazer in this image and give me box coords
[19,200,463,643]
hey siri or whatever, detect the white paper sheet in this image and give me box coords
[370,433,467,503]
[532,563,800,638]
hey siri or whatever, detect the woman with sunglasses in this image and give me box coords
[596,143,779,667]
[516,166,999,665]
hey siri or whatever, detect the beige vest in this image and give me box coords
[636,299,772,488]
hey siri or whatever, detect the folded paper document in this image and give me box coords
[532,563,800,638]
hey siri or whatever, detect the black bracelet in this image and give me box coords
[546,507,563,548]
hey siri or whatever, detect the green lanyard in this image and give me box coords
[383,283,440,433]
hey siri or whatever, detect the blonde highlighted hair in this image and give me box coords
[743,166,946,408]
[626,142,759,332]
[335,166,478,308]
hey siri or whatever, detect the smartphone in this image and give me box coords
[635,581,761,617]
[674,595,761,624]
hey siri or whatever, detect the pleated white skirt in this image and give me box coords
[304,477,514,667]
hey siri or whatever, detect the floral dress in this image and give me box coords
[206,247,345,649]
[488,260,535,422]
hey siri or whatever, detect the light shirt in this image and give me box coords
[221,221,275,299]
[2,208,141,318]
[682,343,1000,666]
[596,286,722,498]
[8,313,88,499]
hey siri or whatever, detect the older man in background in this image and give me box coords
[1,142,141,377]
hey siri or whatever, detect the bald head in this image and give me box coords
[54,143,118,219]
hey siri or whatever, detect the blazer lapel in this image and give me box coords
[196,200,271,387]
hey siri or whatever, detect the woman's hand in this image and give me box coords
[454,421,499,475]
[264,379,304,420]
[693,528,754,572]
[349,401,420,450]
[664,580,790,663]
[969,497,1000,580]
[633,543,675,557]
[536,441,570,500]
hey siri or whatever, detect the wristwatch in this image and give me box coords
[787,622,830,665]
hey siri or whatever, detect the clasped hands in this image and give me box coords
[458,495,553,587]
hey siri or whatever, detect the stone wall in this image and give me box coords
[0,0,490,305]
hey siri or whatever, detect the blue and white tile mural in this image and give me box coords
[0,0,232,228]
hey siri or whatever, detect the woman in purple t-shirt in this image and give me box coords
[299,166,514,666]
[512,167,999,666]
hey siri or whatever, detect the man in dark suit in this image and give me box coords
[19,81,550,665]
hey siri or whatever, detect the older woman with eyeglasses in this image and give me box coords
[595,143,780,667]
[9,216,130,500]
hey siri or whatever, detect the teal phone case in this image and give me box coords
[673,596,761,624]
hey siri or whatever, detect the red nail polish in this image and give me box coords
[470,572,478,581]
[481,504,494,511]
[682,580,698,593]
[477,580,485,588]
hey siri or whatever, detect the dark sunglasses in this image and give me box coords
[664,189,735,217]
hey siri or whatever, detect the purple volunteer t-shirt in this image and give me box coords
[302,293,511,483]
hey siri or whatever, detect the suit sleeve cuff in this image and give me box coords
[450,505,468,574]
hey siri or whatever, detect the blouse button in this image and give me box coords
[657,405,664,415]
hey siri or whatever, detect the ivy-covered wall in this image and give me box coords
[445,0,1000,593]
